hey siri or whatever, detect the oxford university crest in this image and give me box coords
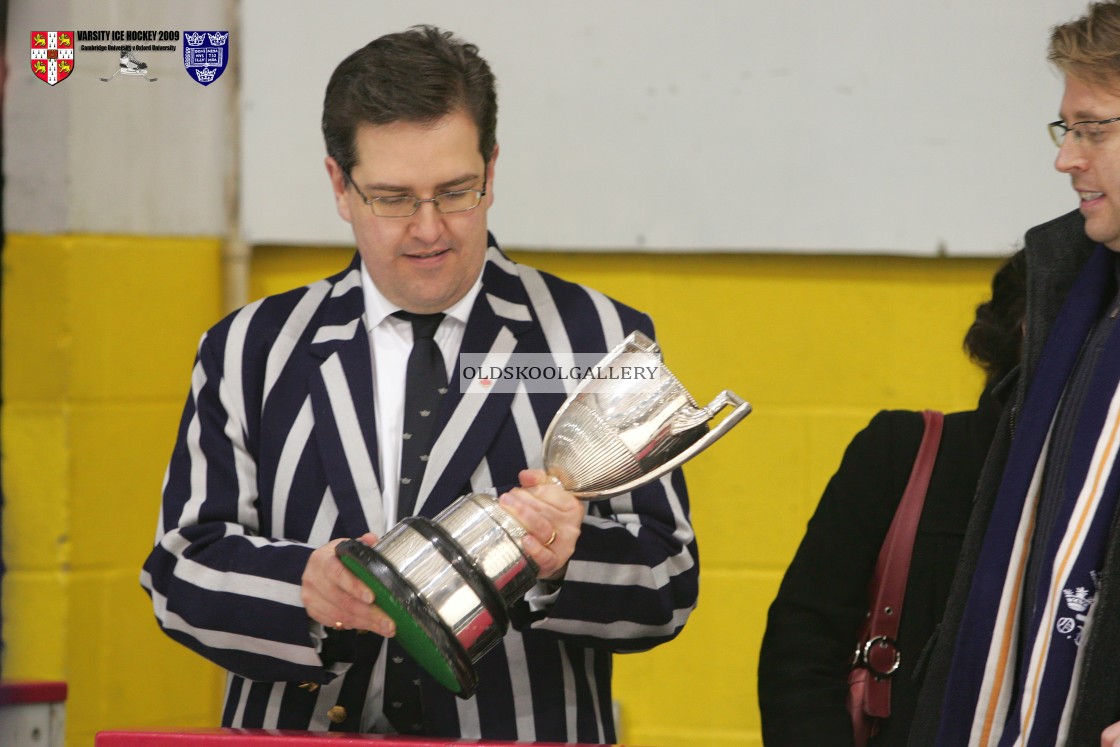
[183,30,229,86]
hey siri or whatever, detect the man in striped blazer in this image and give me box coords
[141,26,698,743]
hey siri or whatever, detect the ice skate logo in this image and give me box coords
[100,48,158,83]
[31,31,75,86]
[182,29,229,86]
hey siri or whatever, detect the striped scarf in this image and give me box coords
[937,245,1120,746]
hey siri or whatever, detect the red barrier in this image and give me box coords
[95,729,628,746]
[0,681,68,706]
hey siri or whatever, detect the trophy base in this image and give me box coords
[336,508,526,699]
[335,494,541,697]
[336,537,474,695]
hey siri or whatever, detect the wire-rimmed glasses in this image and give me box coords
[346,172,487,218]
[1048,116,1120,147]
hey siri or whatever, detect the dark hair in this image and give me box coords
[964,250,1026,386]
[321,25,498,176]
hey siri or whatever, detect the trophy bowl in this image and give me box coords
[337,330,750,697]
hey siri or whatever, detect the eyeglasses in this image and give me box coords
[345,172,487,218]
[1048,116,1120,147]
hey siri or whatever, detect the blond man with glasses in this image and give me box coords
[909,4,1120,745]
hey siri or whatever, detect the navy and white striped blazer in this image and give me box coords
[141,239,699,743]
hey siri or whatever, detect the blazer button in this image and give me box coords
[327,705,347,724]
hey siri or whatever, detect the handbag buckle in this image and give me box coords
[851,635,901,678]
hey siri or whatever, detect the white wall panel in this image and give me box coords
[241,0,1088,255]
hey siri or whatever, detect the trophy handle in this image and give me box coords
[583,390,752,499]
[670,391,743,433]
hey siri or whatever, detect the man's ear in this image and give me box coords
[325,156,353,224]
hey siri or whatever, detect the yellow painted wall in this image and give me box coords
[2,235,228,746]
[2,236,1001,746]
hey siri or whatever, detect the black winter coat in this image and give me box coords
[759,391,1003,746]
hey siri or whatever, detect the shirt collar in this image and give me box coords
[360,259,484,331]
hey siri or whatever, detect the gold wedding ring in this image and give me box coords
[544,528,557,547]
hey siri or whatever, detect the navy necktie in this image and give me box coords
[385,310,445,735]
[393,310,447,521]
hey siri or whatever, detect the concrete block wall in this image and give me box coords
[1,238,1001,745]
[250,245,1001,746]
[2,234,228,746]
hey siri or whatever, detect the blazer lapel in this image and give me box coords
[415,248,535,515]
[306,258,386,536]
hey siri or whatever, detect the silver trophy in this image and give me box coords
[336,331,750,696]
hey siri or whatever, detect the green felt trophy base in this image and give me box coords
[336,539,474,696]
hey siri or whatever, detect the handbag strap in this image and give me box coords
[860,410,944,719]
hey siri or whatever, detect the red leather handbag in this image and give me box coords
[846,410,943,746]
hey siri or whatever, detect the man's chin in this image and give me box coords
[1083,216,1120,250]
